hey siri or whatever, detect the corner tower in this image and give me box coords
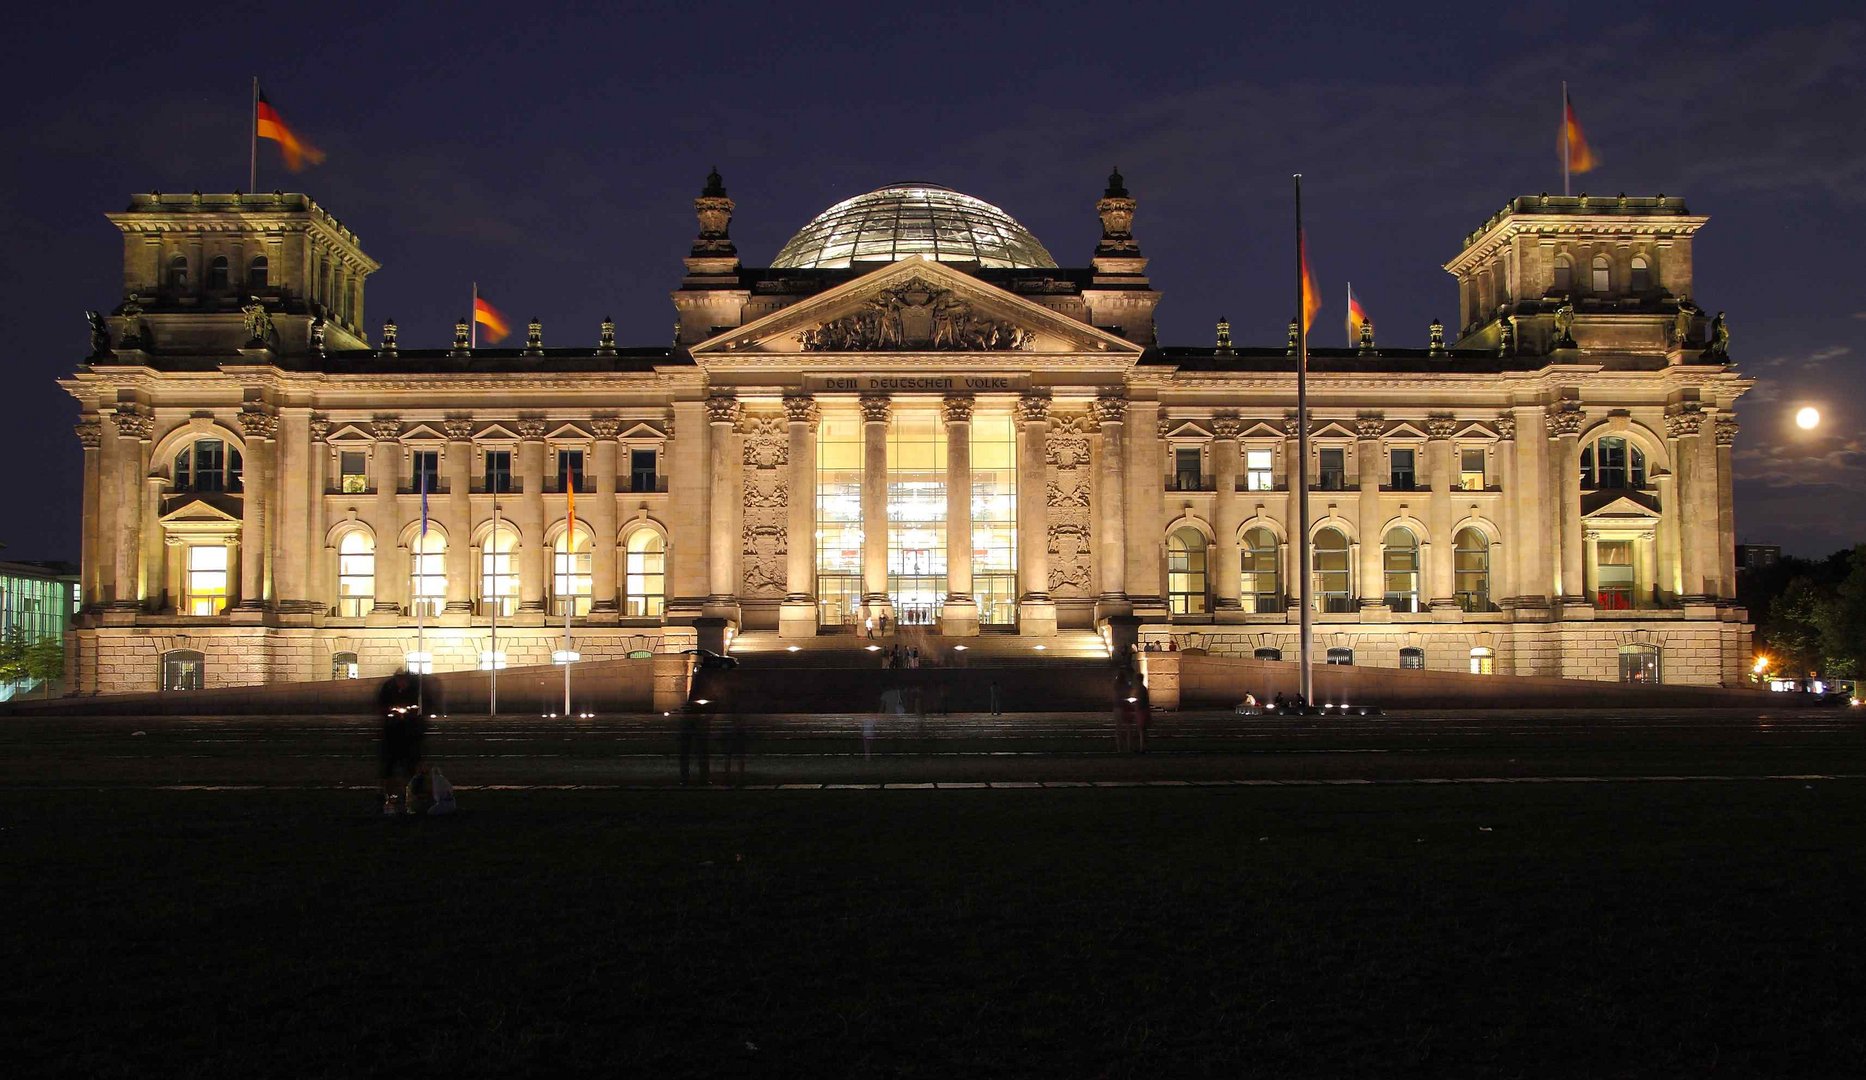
[1080,169,1160,345]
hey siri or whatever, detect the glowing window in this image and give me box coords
[1245,449,1275,492]
[970,413,1018,626]
[1455,528,1492,613]
[552,527,592,616]
[332,651,359,680]
[162,649,205,691]
[1400,647,1425,670]
[1469,647,1495,675]
[1619,643,1661,684]
[1460,448,1486,490]
[336,532,374,617]
[624,529,665,618]
[1240,527,1280,613]
[815,412,864,626]
[184,544,228,616]
[1382,528,1421,613]
[772,185,1057,271]
[1167,528,1208,615]
[1314,528,1352,613]
[480,524,518,617]
[408,530,446,617]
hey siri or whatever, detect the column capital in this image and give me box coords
[859,393,892,425]
[589,415,622,439]
[1714,414,1739,446]
[238,405,278,441]
[705,394,742,426]
[515,416,549,441]
[1664,402,1705,438]
[75,418,102,449]
[784,394,821,427]
[443,415,477,441]
[310,414,332,443]
[941,393,974,425]
[1211,413,1242,441]
[1354,413,1385,441]
[368,416,402,442]
[1425,413,1457,440]
[1090,393,1127,425]
[1281,411,1306,438]
[1494,412,1516,441]
[1017,391,1051,425]
[112,405,153,441]
[1545,402,1587,438]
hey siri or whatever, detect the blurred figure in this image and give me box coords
[377,669,427,814]
[988,680,1001,716]
[721,712,749,787]
[678,704,711,786]
[1113,666,1137,753]
[1133,670,1153,753]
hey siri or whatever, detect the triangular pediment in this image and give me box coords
[616,421,668,441]
[1453,421,1497,441]
[325,423,376,444]
[691,257,1143,360]
[1311,421,1359,440]
[474,422,521,442]
[545,422,590,441]
[1582,491,1662,522]
[401,423,449,442]
[1162,419,1212,440]
[1384,421,1429,440]
[1240,421,1287,439]
[159,497,243,533]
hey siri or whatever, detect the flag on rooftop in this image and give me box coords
[474,295,510,343]
[1563,88,1597,175]
[254,90,324,172]
[1300,232,1323,332]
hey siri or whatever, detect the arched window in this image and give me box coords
[161,649,205,691]
[336,531,374,617]
[1326,647,1354,666]
[1591,254,1611,293]
[1553,254,1573,292]
[408,530,446,617]
[1618,643,1661,684]
[1382,528,1421,613]
[1469,647,1495,675]
[1240,527,1280,613]
[553,527,593,616]
[1630,255,1651,291]
[166,254,189,290]
[1580,436,1647,490]
[1454,528,1492,612]
[1399,646,1425,669]
[1254,647,1283,661]
[331,651,359,680]
[1313,527,1352,613]
[1166,527,1209,615]
[247,254,269,289]
[480,524,518,617]
[205,255,230,291]
[183,544,228,615]
[173,438,243,492]
[624,529,666,618]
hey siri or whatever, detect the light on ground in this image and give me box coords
[786,645,800,652]
[1796,406,1820,430]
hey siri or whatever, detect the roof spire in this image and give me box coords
[1104,166,1128,199]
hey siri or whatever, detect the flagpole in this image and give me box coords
[1562,81,1571,197]
[470,282,478,350]
[249,77,258,192]
[563,482,575,718]
[1346,281,1353,347]
[489,500,500,717]
[1295,174,1314,710]
[416,469,427,712]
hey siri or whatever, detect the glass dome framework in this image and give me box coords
[771,184,1057,271]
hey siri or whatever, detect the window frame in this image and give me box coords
[1166,527,1209,616]
[623,528,667,618]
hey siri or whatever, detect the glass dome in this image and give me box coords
[771,184,1057,270]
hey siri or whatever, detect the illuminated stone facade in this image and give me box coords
[63,177,1752,694]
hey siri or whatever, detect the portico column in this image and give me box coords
[516,418,549,617]
[705,395,743,617]
[273,409,313,612]
[1582,531,1600,606]
[75,419,103,609]
[1548,405,1587,607]
[1354,415,1387,611]
[142,475,168,610]
[589,417,622,616]
[237,406,276,609]
[1282,413,1305,615]
[1713,414,1738,601]
[110,406,152,608]
[1666,404,1709,602]
[1425,415,1456,610]
[1212,415,1243,618]
[779,396,821,638]
[1093,393,1129,619]
[858,394,892,622]
[307,417,331,609]
[1491,413,1517,604]
[941,394,979,636]
[369,417,404,618]
[1124,401,1166,617]
[1016,392,1057,635]
[442,419,475,612]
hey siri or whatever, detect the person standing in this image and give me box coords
[988,680,1001,717]
[376,669,427,814]
[678,704,711,786]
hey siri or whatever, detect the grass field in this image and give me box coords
[7,778,1863,1077]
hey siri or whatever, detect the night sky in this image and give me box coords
[4,1,1860,562]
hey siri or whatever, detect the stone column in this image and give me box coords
[515,418,549,618]
[307,416,331,609]
[1016,392,1056,635]
[1211,414,1243,619]
[1582,531,1600,607]
[1425,415,1457,610]
[1491,413,1516,604]
[237,406,276,609]
[110,406,153,609]
[705,395,742,616]
[1665,405,1709,602]
[1124,400,1166,616]
[1653,470,1679,603]
[1713,414,1738,601]
[1093,393,1128,620]
[1282,413,1305,615]
[272,410,313,613]
[588,417,622,617]
[141,475,168,610]
[858,393,892,622]
[75,419,103,609]
[369,417,404,618]
[442,419,475,613]
[941,394,979,636]
[1354,414,1386,611]
[1548,404,1587,607]
[665,402,707,619]
[779,395,821,638]
[1507,405,1548,606]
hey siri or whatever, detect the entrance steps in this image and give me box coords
[728,630,1112,667]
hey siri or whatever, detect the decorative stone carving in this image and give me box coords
[515,418,548,441]
[1428,318,1446,356]
[1551,296,1577,348]
[1664,402,1705,438]
[692,168,737,258]
[784,395,821,427]
[739,413,789,467]
[1357,320,1376,354]
[443,417,476,441]
[1714,415,1739,446]
[1703,311,1730,360]
[74,418,101,448]
[117,295,146,348]
[452,318,471,355]
[1545,403,1586,437]
[310,313,328,356]
[597,317,618,356]
[588,416,621,439]
[1281,412,1305,438]
[370,417,403,441]
[739,402,789,598]
[1090,393,1127,425]
[796,277,1034,352]
[1095,167,1137,254]
[1046,410,1094,598]
[524,317,544,355]
[85,310,110,357]
[1214,316,1233,354]
[379,318,398,357]
[858,394,892,425]
[1354,414,1385,440]
[113,406,153,440]
[1497,312,1515,357]
[238,406,279,440]
[942,394,975,425]
[704,395,741,426]
[1286,318,1299,356]
[309,415,332,443]
[1211,414,1242,441]
[241,298,274,347]
[1017,392,1051,425]
[1426,414,1457,440]
[1046,414,1093,469]
[1494,413,1517,441]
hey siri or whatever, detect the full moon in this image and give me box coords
[1796,406,1821,430]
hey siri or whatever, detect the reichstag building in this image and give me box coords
[63,171,1752,693]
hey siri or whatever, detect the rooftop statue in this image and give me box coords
[1704,311,1730,360]
[241,297,273,347]
[1552,295,1576,348]
[84,309,109,357]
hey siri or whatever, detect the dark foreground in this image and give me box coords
[4,711,1864,1077]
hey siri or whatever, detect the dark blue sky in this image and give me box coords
[4,0,1861,560]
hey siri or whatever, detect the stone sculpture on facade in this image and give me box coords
[797,279,1035,351]
[1552,295,1577,348]
[740,411,790,598]
[241,298,274,347]
[85,310,110,357]
[1045,413,1094,597]
[1704,311,1730,360]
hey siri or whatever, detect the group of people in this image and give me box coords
[880,645,923,669]
[376,669,453,815]
[676,707,750,786]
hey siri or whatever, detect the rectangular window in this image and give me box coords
[1174,447,1202,491]
[971,413,1018,626]
[411,450,440,494]
[887,412,947,626]
[628,449,657,493]
[1596,539,1636,609]
[483,450,513,493]
[1460,448,1486,491]
[1318,448,1346,491]
[556,449,585,493]
[185,544,228,616]
[816,414,865,627]
[339,451,368,494]
[1245,449,1275,492]
[1389,448,1416,490]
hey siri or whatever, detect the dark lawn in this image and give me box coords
[5,783,1864,1078]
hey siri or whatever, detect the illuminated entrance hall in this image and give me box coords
[887,411,946,624]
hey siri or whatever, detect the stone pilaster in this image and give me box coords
[705,395,742,619]
[941,394,979,636]
[858,393,892,622]
[1506,405,1549,608]
[236,405,277,610]
[442,418,475,613]
[1124,399,1166,618]
[1547,403,1587,608]
[1491,413,1516,604]
[1093,392,1128,619]
[1354,414,1387,613]
[272,409,317,615]
[780,396,820,638]
[1715,414,1738,601]
[588,417,622,618]
[1665,403,1710,603]
[307,416,331,607]
[1425,414,1457,610]
[516,417,549,619]
[75,419,103,610]
[110,406,153,609]
[1211,414,1243,619]
[141,473,168,611]
[1282,412,1306,615]
[1016,392,1056,635]
[368,416,404,620]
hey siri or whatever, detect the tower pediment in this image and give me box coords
[689,257,1142,365]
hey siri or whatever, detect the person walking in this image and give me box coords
[1133,670,1153,753]
[376,669,427,814]
[988,680,1001,717]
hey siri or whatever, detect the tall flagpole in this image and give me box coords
[1295,174,1314,708]
[1562,81,1571,197]
[470,282,478,350]
[563,479,575,718]
[489,500,500,717]
[416,469,427,712]
[249,76,259,192]
[1346,280,1353,347]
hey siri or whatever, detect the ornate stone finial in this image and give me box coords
[241,298,274,349]
[1428,318,1446,356]
[369,416,402,441]
[74,418,101,448]
[1017,392,1052,425]
[1211,414,1243,441]
[515,417,549,441]
[1702,310,1731,360]
[1715,414,1739,446]
[783,395,822,428]
[524,317,544,356]
[379,318,398,357]
[1426,414,1457,441]
[1494,412,1517,441]
[238,405,278,440]
[1095,167,1139,255]
[115,295,146,350]
[1354,413,1385,441]
[858,393,892,425]
[112,405,153,440]
[452,317,471,356]
[597,316,617,356]
[1664,402,1705,438]
[692,167,737,258]
[1286,318,1300,356]
[309,414,332,443]
[705,395,742,426]
[442,416,476,441]
[1104,166,1128,199]
[703,166,726,198]
[1497,313,1515,357]
[1357,320,1376,355]
[589,416,622,439]
[941,394,975,426]
[1214,315,1233,354]
[1545,402,1587,437]
[1090,393,1127,425]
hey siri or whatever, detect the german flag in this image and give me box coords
[1300,232,1323,333]
[1563,90,1598,174]
[255,90,324,172]
[474,295,510,343]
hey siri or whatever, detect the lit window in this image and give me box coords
[1313,528,1352,613]
[331,651,359,680]
[624,529,666,618]
[1581,437,1646,490]
[1399,647,1425,670]
[1317,447,1346,491]
[969,413,1018,627]
[1460,448,1486,491]
[166,254,189,290]
[336,531,374,617]
[1245,449,1275,491]
[1326,647,1354,666]
[162,649,205,691]
[629,449,658,493]
[247,255,269,290]
[1596,540,1635,610]
[480,524,518,617]
[339,450,368,494]
[1240,527,1280,613]
[1455,528,1492,613]
[1630,255,1651,292]
[174,439,243,493]
[815,413,865,627]
[1619,643,1661,684]
[1389,448,1416,490]
[1469,647,1495,675]
[553,528,592,616]
[1382,528,1421,613]
[184,544,228,616]
[1591,255,1610,293]
[206,255,230,291]
[408,530,446,617]
[1167,527,1208,615]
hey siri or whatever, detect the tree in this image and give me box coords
[0,625,29,685]
[1760,577,1826,677]
[1817,544,1866,679]
[23,636,64,698]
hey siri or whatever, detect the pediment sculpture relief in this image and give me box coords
[796,278,1035,352]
